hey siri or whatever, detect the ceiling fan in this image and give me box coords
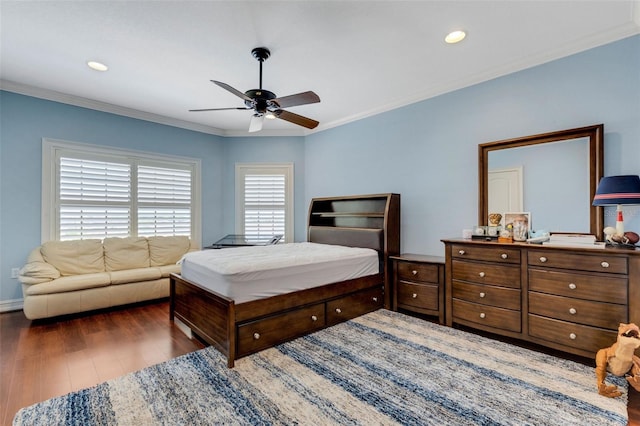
[189,47,321,133]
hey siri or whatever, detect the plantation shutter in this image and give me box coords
[236,163,292,243]
[243,173,286,242]
[137,165,192,236]
[58,157,131,240]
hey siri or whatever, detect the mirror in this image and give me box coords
[478,124,604,237]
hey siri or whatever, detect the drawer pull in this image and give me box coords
[539,256,547,263]
[253,333,261,340]
[311,315,318,321]
[479,313,486,319]
[569,333,577,340]
[412,293,418,299]
[372,297,378,302]
[479,272,486,278]
[501,253,508,259]
[412,270,418,275]
[569,308,577,315]
[479,292,486,298]
[568,283,576,290]
[458,250,466,255]
[601,261,610,268]
[335,308,342,314]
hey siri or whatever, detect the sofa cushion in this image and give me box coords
[25,272,111,295]
[109,267,162,285]
[157,264,181,278]
[148,236,191,266]
[103,237,150,271]
[41,239,104,276]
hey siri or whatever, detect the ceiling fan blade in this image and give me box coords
[189,107,251,112]
[272,91,320,109]
[274,109,319,129]
[249,114,265,133]
[212,80,253,102]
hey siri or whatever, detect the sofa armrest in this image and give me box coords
[19,252,61,284]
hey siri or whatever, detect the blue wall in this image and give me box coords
[0,93,226,302]
[305,34,640,255]
[1,34,639,306]
[221,136,306,243]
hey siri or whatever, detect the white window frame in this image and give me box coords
[42,138,201,246]
[235,163,294,243]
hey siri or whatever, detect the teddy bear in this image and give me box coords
[595,322,640,398]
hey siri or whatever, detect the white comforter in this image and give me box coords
[179,242,379,303]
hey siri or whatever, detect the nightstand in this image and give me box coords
[391,254,445,323]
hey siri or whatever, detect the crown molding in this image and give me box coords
[0,80,227,137]
[0,80,317,138]
[3,24,638,139]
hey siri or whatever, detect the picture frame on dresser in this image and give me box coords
[504,211,531,241]
[503,212,530,231]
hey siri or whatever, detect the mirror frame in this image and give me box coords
[478,124,604,238]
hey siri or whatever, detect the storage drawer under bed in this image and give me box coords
[327,285,384,326]
[237,303,326,357]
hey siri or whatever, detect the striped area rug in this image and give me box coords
[14,309,628,425]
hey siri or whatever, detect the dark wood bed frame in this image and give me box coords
[170,193,400,367]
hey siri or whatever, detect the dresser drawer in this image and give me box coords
[452,299,521,332]
[397,261,440,283]
[397,281,438,310]
[452,281,520,310]
[528,292,626,329]
[327,286,383,326]
[451,244,520,264]
[528,250,627,274]
[237,303,325,357]
[528,314,618,354]
[452,260,520,288]
[528,269,627,304]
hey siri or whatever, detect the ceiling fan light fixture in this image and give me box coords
[190,47,321,132]
[445,30,466,44]
[87,60,108,71]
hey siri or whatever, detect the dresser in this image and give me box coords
[391,254,445,323]
[442,239,640,358]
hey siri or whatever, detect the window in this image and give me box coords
[235,163,293,243]
[43,139,201,244]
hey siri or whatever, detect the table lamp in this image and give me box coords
[592,175,640,235]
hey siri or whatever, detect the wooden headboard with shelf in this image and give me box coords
[307,193,400,307]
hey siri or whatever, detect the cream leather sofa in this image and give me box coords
[18,236,196,320]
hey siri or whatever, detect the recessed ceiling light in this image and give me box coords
[87,61,108,72]
[445,30,466,44]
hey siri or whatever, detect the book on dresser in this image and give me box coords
[542,233,605,249]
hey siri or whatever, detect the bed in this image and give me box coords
[169,193,400,367]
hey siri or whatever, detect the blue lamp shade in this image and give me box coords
[592,175,640,206]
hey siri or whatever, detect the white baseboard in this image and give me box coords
[0,298,24,313]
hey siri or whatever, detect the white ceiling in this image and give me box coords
[1,1,639,137]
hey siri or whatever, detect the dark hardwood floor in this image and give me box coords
[1,302,638,425]
[0,301,204,426]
